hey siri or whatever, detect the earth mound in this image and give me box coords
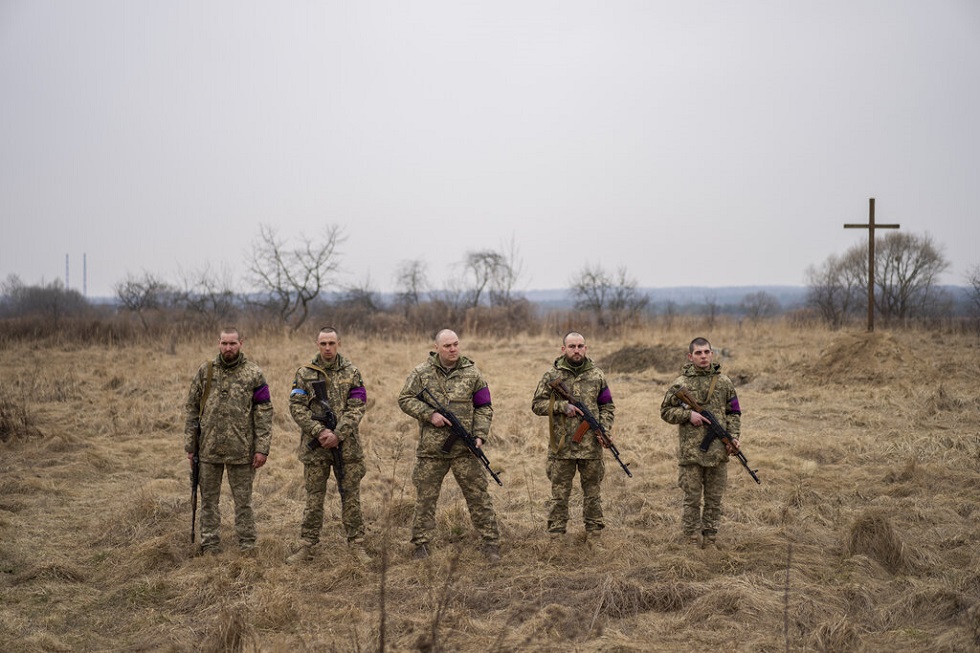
[804,331,933,384]
[596,344,682,374]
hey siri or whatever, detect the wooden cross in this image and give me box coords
[843,198,900,332]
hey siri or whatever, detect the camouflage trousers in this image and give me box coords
[411,456,499,546]
[198,462,256,550]
[546,458,605,534]
[300,457,366,545]
[678,463,728,536]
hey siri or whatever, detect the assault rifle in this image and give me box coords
[190,428,200,543]
[417,387,503,486]
[547,379,632,478]
[307,379,345,499]
[673,386,761,484]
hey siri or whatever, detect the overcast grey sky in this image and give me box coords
[2,1,978,298]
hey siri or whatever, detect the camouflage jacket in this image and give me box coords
[289,353,367,464]
[184,353,274,465]
[398,353,493,458]
[531,356,615,460]
[660,362,741,467]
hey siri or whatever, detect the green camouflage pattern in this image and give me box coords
[398,353,494,457]
[289,353,367,464]
[300,458,367,544]
[400,352,499,545]
[288,352,368,545]
[678,463,728,536]
[410,456,499,545]
[184,353,274,464]
[531,356,615,460]
[660,362,740,467]
[545,458,606,534]
[198,461,257,550]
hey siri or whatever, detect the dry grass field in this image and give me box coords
[2,322,980,652]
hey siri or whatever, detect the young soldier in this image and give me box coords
[660,337,742,549]
[286,327,370,564]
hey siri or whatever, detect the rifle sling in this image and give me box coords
[199,362,214,415]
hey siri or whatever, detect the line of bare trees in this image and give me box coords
[4,225,979,338]
[804,231,954,329]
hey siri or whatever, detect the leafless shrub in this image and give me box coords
[0,387,41,442]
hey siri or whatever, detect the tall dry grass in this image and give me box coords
[1,321,979,652]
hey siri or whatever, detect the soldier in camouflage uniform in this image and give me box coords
[184,328,273,555]
[398,329,501,562]
[531,331,616,547]
[286,327,370,565]
[660,337,742,548]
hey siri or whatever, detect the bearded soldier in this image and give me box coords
[184,327,273,555]
[531,331,616,548]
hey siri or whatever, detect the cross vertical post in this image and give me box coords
[843,198,900,332]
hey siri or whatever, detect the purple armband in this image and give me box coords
[473,386,492,407]
[253,384,271,404]
[349,385,367,403]
[597,386,613,405]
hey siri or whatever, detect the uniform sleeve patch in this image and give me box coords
[349,386,367,403]
[597,386,613,405]
[472,386,492,407]
[253,384,272,404]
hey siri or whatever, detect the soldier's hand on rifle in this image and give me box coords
[430,412,452,428]
[187,452,195,465]
[474,437,484,449]
[317,429,339,449]
[725,438,740,456]
[252,453,267,469]
[563,403,583,417]
[689,411,709,427]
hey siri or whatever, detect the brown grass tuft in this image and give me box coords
[845,512,910,574]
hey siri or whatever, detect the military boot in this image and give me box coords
[285,542,315,565]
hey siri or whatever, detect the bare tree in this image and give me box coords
[487,236,524,307]
[456,240,524,309]
[875,231,950,323]
[570,264,612,326]
[607,267,649,325]
[570,264,647,327]
[247,224,344,331]
[176,264,240,329]
[966,264,980,317]
[740,290,781,321]
[114,271,176,329]
[393,259,429,311]
[805,248,868,329]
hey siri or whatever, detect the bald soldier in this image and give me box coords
[398,329,501,562]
